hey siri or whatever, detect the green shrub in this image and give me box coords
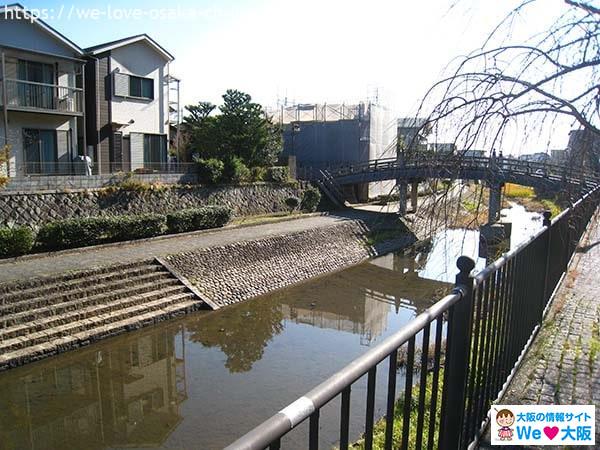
[114,172,151,192]
[166,206,233,233]
[284,196,300,212]
[301,187,321,212]
[37,217,115,250]
[37,214,166,251]
[223,156,251,183]
[110,214,166,241]
[0,226,34,258]
[250,166,267,182]
[195,158,225,184]
[267,166,290,183]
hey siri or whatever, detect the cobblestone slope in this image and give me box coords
[163,220,415,308]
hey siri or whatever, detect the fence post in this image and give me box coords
[541,211,552,307]
[440,256,475,449]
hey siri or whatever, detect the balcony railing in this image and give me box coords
[0,78,83,114]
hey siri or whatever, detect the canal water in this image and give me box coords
[0,205,542,450]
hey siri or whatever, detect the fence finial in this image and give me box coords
[457,255,475,273]
[456,255,475,287]
[543,210,552,227]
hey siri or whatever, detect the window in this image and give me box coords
[17,60,55,109]
[23,129,58,174]
[18,60,54,84]
[143,134,166,170]
[129,76,154,100]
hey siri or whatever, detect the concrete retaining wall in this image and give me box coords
[0,183,305,227]
[163,220,415,308]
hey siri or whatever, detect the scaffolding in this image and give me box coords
[165,74,181,159]
[270,102,367,124]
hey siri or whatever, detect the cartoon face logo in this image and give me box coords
[496,409,515,427]
[496,409,515,441]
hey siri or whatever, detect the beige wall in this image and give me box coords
[0,112,77,177]
[109,41,169,137]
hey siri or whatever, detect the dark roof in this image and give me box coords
[2,3,84,55]
[84,34,174,61]
[84,34,146,52]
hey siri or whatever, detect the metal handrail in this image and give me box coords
[302,155,599,186]
[226,184,600,450]
[225,292,463,450]
[0,78,83,113]
[4,77,83,91]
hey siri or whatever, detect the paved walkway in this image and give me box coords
[480,210,600,448]
[0,210,386,284]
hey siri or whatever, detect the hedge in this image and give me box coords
[195,158,225,184]
[0,226,34,258]
[284,196,300,212]
[36,214,166,251]
[37,217,115,250]
[223,156,251,183]
[301,186,321,212]
[166,206,233,233]
[267,166,290,183]
[110,214,166,241]
[7,206,233,256]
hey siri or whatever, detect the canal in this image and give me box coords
[0,205,542,450]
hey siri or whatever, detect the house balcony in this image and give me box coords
[0,78,83,115]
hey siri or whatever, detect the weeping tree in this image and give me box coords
[418,0,599,158]
[405,0,600,235]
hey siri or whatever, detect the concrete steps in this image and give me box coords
[0,260,205,370]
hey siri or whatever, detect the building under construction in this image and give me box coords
[278,102,398,201]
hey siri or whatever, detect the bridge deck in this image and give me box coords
[300,155,598,193]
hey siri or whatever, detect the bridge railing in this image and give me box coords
[225,185,600,450]
[299,155,599,188]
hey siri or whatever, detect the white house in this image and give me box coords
[0,3,86,177]
[84,35,174,174]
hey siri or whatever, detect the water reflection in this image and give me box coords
[187,301,284,373]
[0,253,452,450]
[186,253,451,374]
[0,326,187,450]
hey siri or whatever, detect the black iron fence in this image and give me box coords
[225,185,599,450]
[17,161,196,176]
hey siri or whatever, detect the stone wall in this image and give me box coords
[163,220,415,308]
[0,183,305,227]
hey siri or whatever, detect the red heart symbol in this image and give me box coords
[544,426,559,440]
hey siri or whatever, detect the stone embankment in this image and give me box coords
[0,183,304,227]
[0,260,204,370]
[0,214,415,369]
[163,220,416,308]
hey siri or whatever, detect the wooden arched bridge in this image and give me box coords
[298,154,599,222]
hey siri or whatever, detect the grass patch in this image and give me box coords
[504,183,535,199]
[540,199,561,218]
[365,226,409,246]
[462,199,478,214]
[590,321,600,369]
[231,211,301,226]
[350,369,443,449]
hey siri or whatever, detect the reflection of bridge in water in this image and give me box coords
[281,253,451,346]
[0,325,187,450]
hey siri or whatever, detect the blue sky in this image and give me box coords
[18,0,571,149]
